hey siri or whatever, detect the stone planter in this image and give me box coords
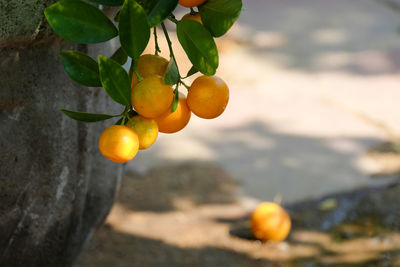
[0,1,123,266]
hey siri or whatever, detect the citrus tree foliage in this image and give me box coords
[45,0,241,163]
[45,0,241,122]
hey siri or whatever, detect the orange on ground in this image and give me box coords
[182,12,202,24]
[132,75,174,119]
[98,125,139,163]
[187,75,229,119]
[126,116,158,150]
[155,96,191,133]
[131,54,169,88]
[178,0,206,8]
[250,202,291,242]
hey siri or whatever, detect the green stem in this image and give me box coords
[180,80,190,90]
[190,7,196,14]
[167,16,179,24]
[161,22,181,78]
[120,106,130,125]
[121,115,127,125]
[153,27,161,55]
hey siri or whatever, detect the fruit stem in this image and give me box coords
[120,106,130,125]
[121,115,127,125]
[190,7,196,15]
[180,80,190,90]
[167,16,178,24]
[161,22,182,79]
[153,27,161,56]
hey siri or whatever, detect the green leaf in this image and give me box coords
[61,109,116,122]
[318,198,338,211]
[199,0,242,37]
[138,0,158,12]
[146,0,179,27]
[186,65,198,78]
[44,0,118,44]
[88,0,124,6]
[60,51,101,87]
[163,58,179,85]
[119,0,150,60]
[177,20,218,76]
[98,55,131,106]
[171,88,179,113]
[110,47,128,65]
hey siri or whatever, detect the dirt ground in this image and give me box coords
[75,161,400,267]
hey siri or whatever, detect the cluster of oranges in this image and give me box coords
[100,57,229,162]
[99,0,229,164]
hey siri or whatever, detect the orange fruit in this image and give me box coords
[182,12,202,24]
[179,0,206,8]
[131,54,169,88]
[187,75,229,119]
[132,75,174,119]
[250,202,291,242]
[155,96,191,133]
[98,125,139,163]
[126,115,158,150]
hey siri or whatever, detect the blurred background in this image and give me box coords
[77,0,400,266]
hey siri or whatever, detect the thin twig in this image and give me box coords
[153,27,161,55]
[161,22,180,78]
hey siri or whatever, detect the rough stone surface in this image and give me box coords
[0,0,57,44]
[0,1,124,266]
[0,35,123,267]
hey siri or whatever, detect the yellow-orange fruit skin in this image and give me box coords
[131,75,174,119]
[187,75,229,119]
[179,0,207,8]
[131,54,169,88]
[98,125,139,163]
[126,116,158,150]
[250,202,291,242]
[182,12,202,24]
[155,97,191,133]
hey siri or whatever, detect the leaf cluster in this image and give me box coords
[44,0,242,122]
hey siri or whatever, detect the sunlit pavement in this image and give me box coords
[127,0,400,203]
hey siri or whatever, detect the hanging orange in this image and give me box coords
[98,125,139,163]
[155,96,191,133]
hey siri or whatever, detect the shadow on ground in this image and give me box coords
[76,158,400,266]
[76,225,270,267]
[120,162,239,212]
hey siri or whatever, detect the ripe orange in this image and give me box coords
[250,202,291,242]
[98,125,139,163]
[181,12,202,24]
[187,75,229,119]
[155,96,191,133]
[131,54,169,88]
[132,75,174,119]
[178,0,207,8]
[126,116,158,150]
